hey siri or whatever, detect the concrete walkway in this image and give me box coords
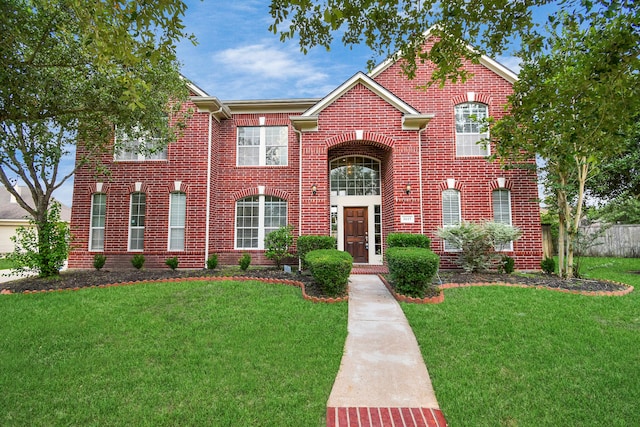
[326,275,447,427]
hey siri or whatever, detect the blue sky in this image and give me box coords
[54,1,551,207]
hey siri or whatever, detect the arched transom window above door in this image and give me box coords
[330,156,381,196]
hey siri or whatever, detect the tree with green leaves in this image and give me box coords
[269,0,637,84]
[0,0,193,276]
[491,11,640,278]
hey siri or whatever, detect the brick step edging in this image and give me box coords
[327,407,447,427]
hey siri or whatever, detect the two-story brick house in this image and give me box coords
[68,46,543,270]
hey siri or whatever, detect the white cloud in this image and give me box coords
[496,55,522,74]
[215,43,328,80]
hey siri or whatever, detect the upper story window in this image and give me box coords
[114,128,167,161]
[455,102,489,156]
[237,126,288,166]
[330,156,381,196]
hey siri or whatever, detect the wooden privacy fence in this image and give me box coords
[578,224,640,258]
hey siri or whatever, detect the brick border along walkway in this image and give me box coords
[327,407,447,427]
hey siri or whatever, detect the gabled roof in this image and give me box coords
[290,72,434,131]
[367,29,518,84]
[0,186,71,222]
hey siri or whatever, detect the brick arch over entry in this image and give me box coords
[325,132,395,151]
[231,187,291,201]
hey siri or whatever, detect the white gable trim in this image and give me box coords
[302,72,420,117]
[368,30,518,84]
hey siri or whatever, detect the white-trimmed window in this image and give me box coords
[114,129,167,161]
[442,189,461,251]
[168,192,186,251]
[235,196,287,249]
[89,193,106,251]
[129,192,146,251]
[237,126,288,166]
[455,102,489,156]
[492,189,513,251]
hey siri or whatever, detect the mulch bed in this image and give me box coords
[0,267,632,299]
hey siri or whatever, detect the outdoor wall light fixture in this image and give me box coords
[405,183,411,195]
[312,184,317,195]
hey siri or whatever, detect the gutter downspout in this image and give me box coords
[293,126,303,272]
[418,126,427,235]
[204,108,222,267]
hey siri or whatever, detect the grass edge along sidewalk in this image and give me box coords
[404,257,640,426]
[0,279,347,427]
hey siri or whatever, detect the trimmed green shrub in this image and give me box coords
[386,247,440,298]
[93,254,106,271]
[165,256,179,270]
[306,249,352,297]
[239,252,251,271]
[264,225,294,269]
[541,257,556,275]
[499,255,515,274]
[206,253,218,270]
[131,254,145,270]
[386,232,431,249]
[296,235,337,270]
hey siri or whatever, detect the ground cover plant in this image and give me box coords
[403,257,640,426]
[0,258,17,270]
[0,279,347,426]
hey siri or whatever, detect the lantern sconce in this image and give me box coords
[311,184,317,195]
[405,183,411,195]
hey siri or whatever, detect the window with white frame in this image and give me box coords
[114,129,167,161]
[235,196,287,249]
[442,189,461,251]
[168,192,186,251]
[492,189,513,251]
[129,192,146,251]
[89,193,106,251]
[455,102,489,156]
[237,126,288,166]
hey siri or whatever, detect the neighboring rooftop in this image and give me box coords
[0,186,71,222]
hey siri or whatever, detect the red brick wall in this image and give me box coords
[69,53,543,271]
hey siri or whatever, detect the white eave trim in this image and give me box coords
[191,96,232,120]
[402,114,435,130]
[303,72,420,117]
[290,115,319,132]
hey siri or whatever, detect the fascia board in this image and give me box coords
[402,114,436,130]
[190,96,232,119]
[223,99,320,114]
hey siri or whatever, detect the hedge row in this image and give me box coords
[386,247,439,298]
[306,249,352,297]
[297,235,337,270]
[387,232,431,249]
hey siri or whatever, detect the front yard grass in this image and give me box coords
[0,280,347,426]
[404,257,640,426]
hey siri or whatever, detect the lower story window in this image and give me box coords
[235,195,287,249]
[493,189,513,251]
[442,189,461,251]
[89,193,106,251]
[129,192,146,251]
[169,192,186,251]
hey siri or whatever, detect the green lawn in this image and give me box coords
[0,280,347,426]
[0,257,17,270]
[404,257,640,426]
